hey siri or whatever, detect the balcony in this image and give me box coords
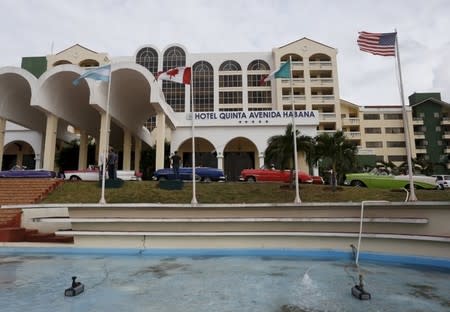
[414,132,425,139]
[319,113,337,121]
[442,117,450,125]
[345,131,361,139]
[281,95,306,104]
[415,146,427,154]
[445,147,450,154]
[310,78,333,86]
[280,78,305,85]
[309,61,332,68]
[442,132,450,139]
[412,118,424,125]
[311,95,335,103]
[342,118,360,126]
[316,130,336,136]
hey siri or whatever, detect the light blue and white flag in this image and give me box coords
[259,61,291,85]
[73,64,111,86]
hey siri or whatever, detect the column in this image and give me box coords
[97,112,111,166]
[42,114,58,170]
[134,138,142,172]
[0,118,5,170]
[78,130,88,170]
[123,129,132,170]
[217,153,224,170]
[258,152,265,169]
[155,113,166,170]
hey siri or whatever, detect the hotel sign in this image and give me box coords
[183,110,319,126]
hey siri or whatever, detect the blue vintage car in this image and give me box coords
[0,168,57,178]
[153,167,226,182]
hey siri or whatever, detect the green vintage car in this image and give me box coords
[344,169,438,189]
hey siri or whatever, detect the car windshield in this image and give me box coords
[369,168,391,175]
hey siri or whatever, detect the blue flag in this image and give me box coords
[260,61,291,84]
[73,64,111,86]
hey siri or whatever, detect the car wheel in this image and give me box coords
[69,176,81,181]
[351,180,365,187]
[247,177,256,183]
[437,184,444,190]
[203,177,212,183]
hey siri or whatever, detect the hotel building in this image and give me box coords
[1,39,449,180]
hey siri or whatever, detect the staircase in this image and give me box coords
[0,179,72,243]
[0,178,63,205]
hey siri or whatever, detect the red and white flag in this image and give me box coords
[156,67,191,85]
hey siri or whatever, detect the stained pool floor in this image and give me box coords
[0,254,449,312]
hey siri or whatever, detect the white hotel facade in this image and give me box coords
[1,38,449,180]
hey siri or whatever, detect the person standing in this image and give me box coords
[107,147,118,179]
[170,151,181,179]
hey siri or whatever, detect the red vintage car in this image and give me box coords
[239,167,314,183]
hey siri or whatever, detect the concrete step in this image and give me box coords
[0,227,26,242]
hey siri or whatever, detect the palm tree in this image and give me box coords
[265,124,314,182]
[314,131,357,191]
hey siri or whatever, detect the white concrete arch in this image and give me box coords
[32,64,101,136]
[0,67,47,132]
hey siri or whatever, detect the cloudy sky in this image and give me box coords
[1,0,449,105]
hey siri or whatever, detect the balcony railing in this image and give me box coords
[316,130,337,135]
[311,95,335,103]
[281,95,306,104]
[310,78,333,85]
[441,117,450,125]
[345,131,361,138]
[412,117,423,125]
[342,118,360,125]
[309,61,332,67]
[280,78,305,84]
[319,113,337,120]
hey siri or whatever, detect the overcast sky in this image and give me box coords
[1,0,449,105]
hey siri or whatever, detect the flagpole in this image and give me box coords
[289,56,301,203]
[395,31,417,201]
[99,66,112,204]
[190,69,198,205]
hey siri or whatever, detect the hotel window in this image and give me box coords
[247,59,271,87]
[366,141,383,148]
[219,91,242,104]
[219,75,242,87]
[385,127,404,134]
[163,46,186,112]
[384,113,403,120]
[193,61,214,112]
[248,91,271,104]
[136,47,159,130]
[365,127,382,134]
[363,114,380,120]
[136,47,158,75]
[219,60,242,107]
[388,155,407,162]
[387,141,406,147]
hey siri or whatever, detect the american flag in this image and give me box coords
[357,31,396,56]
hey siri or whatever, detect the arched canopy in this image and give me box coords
[0,67,46,132]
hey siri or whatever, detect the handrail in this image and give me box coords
[355,200,390,265]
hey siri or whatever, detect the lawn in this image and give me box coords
[42,181,450,204]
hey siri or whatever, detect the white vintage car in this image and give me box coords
[63,166,142,181]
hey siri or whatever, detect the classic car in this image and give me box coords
[64,166,142,181]
[152,167,226,182]
[432,175,450,190]
[239,167,313,183]
[0,167,57,178]
[344,169,438,189]
[311,175,325,184]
